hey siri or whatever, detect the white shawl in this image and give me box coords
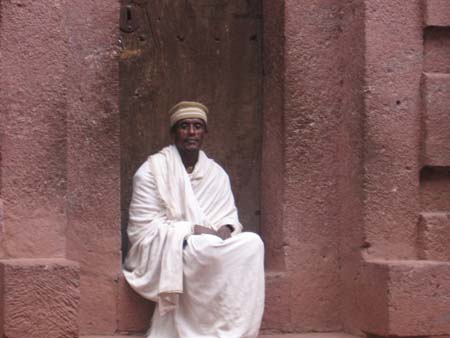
[123,145,242,314]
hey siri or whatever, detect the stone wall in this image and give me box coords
[348,0,450,335]
[64,1,122,335]
[0,0,450,337]
[262,0,366,333]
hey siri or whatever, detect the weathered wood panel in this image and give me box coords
[120,0,262,253]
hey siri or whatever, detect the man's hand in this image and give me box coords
[217,225,233,240]
[193,225,232,240]
[193,225,218,236]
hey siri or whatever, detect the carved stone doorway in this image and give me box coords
[120,0,263,255]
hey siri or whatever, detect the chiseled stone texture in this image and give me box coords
[0,259,80,338]
[117,274,154,333]
[359,260,450,336]
[64,0,121,334]
[424,28,450,74]
[418,212,450,261]
[0,0,67,259]
[81,333,357,338]
[82,336,142,338]
[422,73,450,166]
[363,0,423,259]
[261,272,291,332]
[261,0,366,333]
[424,0,450,27]
[259,334,358,338]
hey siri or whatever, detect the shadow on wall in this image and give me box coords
[119,0,263,258]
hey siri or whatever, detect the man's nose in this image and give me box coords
[187,125,195,134]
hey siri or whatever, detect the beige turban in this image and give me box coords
[169,101,208,127]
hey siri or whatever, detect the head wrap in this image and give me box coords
[169,101,208,127]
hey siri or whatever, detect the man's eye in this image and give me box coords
[195,124,203,129]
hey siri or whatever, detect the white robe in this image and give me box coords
[123,145,265,338]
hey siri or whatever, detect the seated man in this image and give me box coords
[123,101,265,338]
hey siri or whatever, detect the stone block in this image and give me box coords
[82,336,142,338]
[359,260,450,336]
[423,73,450,166]
[63,1,121,335]
[82,332,358,338]
[78,274,118,335]
[84,331,346,337]
[117,273,154,333]
[0,0,67,258]
[418,212,450,260]
[424,0,450,27]
[261,271,291,332]
[0,258,80,338]
[259,334,359,338]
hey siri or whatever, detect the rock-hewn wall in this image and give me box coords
[64,1,122,335]
[1,0,450,337]
[262,0,366,333]
[0,0,68,259]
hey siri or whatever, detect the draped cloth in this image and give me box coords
[123,145,265,338]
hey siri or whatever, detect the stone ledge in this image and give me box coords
[259,334,360,338]
[115,270,292,334]
[117,273,154,333]
[0,258,80,338]
[82,333,358,338]
[359,259,450,336]
[424,0,450,27]
[262,271,291,332]
[82,336,143,338]
[418,212,450,260]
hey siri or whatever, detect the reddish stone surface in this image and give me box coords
[422,74,450,166]
[363,0,423,260]
[424,0,450,27]
[262,0,367,332]
[261,272,291,332]
[117,274,154,333]
[0,259,80,338]
[259,334,359,338]
[82,336,142,338]
[418,212,450,260]
[261,0,287,273]
[81,333,357,338]
[0,0,67,259]
[63,0,121,335]
[424,27,450,73]
[420,166,450,211]
[359,260,450,336]
[2,0,450,336]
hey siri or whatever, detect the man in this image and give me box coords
[123,101,265,338]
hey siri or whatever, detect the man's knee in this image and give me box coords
[237,232,264,252]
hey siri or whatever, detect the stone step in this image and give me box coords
[81,332,359,338]
[82,336,143,338]
[82,336,141,338]
[259,334,359,338]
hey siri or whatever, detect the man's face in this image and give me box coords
[172,118,207,152]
